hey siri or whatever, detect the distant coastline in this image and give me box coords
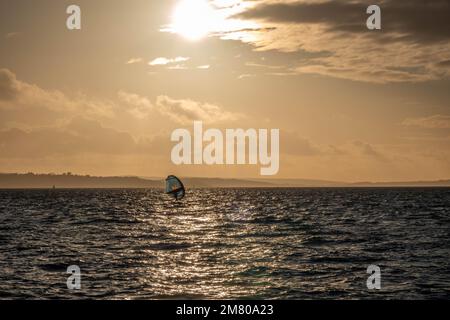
[0,173,449,189]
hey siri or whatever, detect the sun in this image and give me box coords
[171,0,216,41]
[164,0,260,42]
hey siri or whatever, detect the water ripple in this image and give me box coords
[0,188,449,299]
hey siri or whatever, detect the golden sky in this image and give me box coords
[0,0,449,182]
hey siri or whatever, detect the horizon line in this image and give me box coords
[1,172,449,185]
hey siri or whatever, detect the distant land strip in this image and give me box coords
[0,173,449,188]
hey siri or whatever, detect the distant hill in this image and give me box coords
[256,178,347,187]
[0,173,276,189]
[0,173,449,189]
[258,178,450,187]
[349,180,450,187]
[0,173,161,189]
[181,177,275,188]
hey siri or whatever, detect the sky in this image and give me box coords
[0,0,449,182]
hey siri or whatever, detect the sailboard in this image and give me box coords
[165,175,185,200]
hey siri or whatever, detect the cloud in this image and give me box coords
[238,73,256,80]
[118,90,240,124]
[0,69,115,121]
[352,140,383,158]
[239,1,364,26]
[5,32,21,39]
[0,69,21,101]
[0,115,177,160]
[403,115,450,129]
[118,90,153,119]
[227,0,450,83]
[239,1,450,43]
[156,95,240,124]
[281,131,321,156]
[280,134,385,159]
[2,69,238,126]
[167,64,189,70]
[126,58,143,64]
[0,118,138,158]
[437,60,450,67]
[149,57,190,66]
[0,72,180,160]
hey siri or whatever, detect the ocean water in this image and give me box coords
[0,188,449,300]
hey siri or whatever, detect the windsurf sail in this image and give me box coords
[165,175,185,200]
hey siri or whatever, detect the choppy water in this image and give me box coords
[0,188,449,299]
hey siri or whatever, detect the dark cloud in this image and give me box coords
[238,0,450,43]
[0,69,20,101]
[437,59,450,67]
[240,1,364,25]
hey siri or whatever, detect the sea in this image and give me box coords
[0,188,449,299]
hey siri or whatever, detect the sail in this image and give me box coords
[165,175,185,200]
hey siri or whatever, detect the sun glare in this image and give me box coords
[163,0,260,42]
[171,0,216,41]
